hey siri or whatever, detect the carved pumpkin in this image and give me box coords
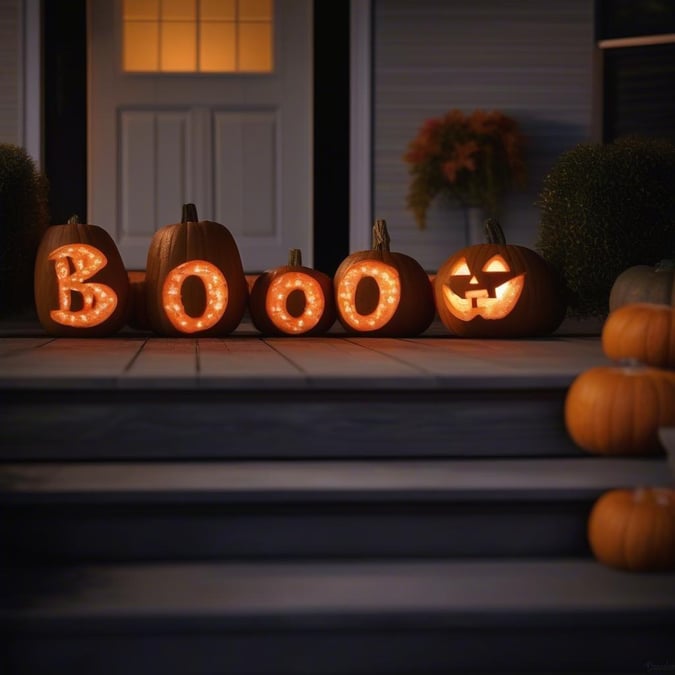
[609,259,675,311]
[588,487,675,572]
[145,204,248,336]
[602,302,675,369]
[564,364,675,455]
[434,219,566,338]
[334,219,435,337]
[249,249,336,336]
[34,215,130,337]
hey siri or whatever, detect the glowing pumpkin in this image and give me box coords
[602,302,675,369]
[145,203,248,336]
[434,219,565,338]
[249,249,336,336]
[34,215,130,337]
[564,364,675,455]
[588,487,675,572]
[334,219,435,337]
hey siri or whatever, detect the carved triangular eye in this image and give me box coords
[450,258,471,276]
[482,255,510,272]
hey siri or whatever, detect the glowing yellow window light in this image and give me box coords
[123,0,274,73]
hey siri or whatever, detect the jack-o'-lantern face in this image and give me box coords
[434,218,567,338]
[441,254,525,321]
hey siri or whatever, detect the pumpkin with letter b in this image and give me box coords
[434,219,566,338]
[249,249,336,336]
[588,487,675,572]
[34,215,130,337]
[145,203,248,336]
[334,219,435,337]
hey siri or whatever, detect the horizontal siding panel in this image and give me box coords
[0,0,19,144]
[373,0,594,270]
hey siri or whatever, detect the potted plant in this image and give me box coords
[403,109,526,241]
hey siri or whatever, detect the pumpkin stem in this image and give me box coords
[67,214,80,225]
[485,218,506,245]
[372,219,391,252]
[288,248,302,267]
[182,203,199,224]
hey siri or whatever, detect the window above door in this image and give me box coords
[122,0,274,73]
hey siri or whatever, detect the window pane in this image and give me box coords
[598,0,675,40]
[239,0,272,22]
[161,21,196,70]
[201,0,235,21]
[161,0,196,21]
[200,22,236,71]
[604,43,675,142]
[239,22,272,71]
[124,0,159,20]
[124,21,159,70]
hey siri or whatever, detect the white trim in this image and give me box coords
[598,33,675,49]
[22,0,42,167]
[349,0,372,252]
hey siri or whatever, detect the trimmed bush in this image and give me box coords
[0,144,49,317]
[536,136,675,318]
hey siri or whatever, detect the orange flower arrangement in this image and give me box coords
[403,109,527,229]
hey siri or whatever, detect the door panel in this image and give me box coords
[87,0,312,272]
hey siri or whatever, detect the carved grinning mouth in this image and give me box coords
[443,274,525,320]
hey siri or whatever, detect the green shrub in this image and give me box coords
[536,136,675,318]
[0,144,49,317]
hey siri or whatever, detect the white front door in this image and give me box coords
[87,0,312,272]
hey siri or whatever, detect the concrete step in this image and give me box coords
[1,457,670,562]
[2,558,674,674]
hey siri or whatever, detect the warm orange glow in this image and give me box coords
[337,262,401,331]
[482,255,509,272]
[265,271,325,334]
[162,260,228,333]
[122,0,274,73]
[48,244,118,327]
[443,256,525,321]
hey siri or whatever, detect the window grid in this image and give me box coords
[123,0,273,73]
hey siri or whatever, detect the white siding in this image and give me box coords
[373,0,594,270]
[0,0,20,144]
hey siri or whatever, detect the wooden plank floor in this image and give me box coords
[0,318,610,391]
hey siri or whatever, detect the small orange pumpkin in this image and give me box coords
[434,219,566,338]
[249,249,336,336]
[334,219,435,337]
[588,487,675,572]
[602,302,675,369]
[34,215,130,337]
[564,364,675,455]
[145,203,248,336]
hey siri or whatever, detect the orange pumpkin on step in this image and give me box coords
[602,302,675,369]
[564,363,675,455]
[588,487,675,572]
